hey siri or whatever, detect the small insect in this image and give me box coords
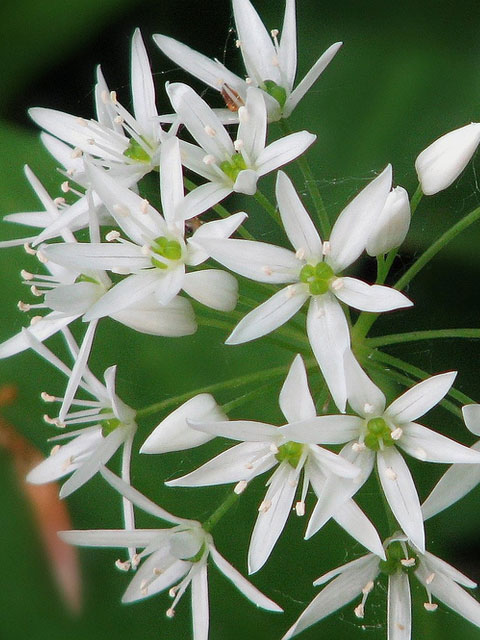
[221,83,245,112]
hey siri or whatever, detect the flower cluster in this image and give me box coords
[3,1,480,639]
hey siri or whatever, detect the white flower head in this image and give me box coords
[154,0,342,121]
[366,186,411,256]
[415,122,480,195]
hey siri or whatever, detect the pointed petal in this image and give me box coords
[192,563,209,640]
[44,282,103,315]
[256,131,316,176]
[160,136,184,226]
[276,171,322,259]
[388,571,411,640]
[344,349,386,417]
[284,42,343,117]
[141,394,227,454]
[226,285,308,345]
[377,447,425,553]
[183,269,238,311]
[131,28,158,141]
[462,404,480,436]
[188,212,247,265]
[334,277,413,312]
[421,551,477,589]
[399,422,480,464]
[281,415,363,445]
[188,419,279,442]
[0,312,77,359]
[43,242,149,273]
[154,264,185,306]
[333,500,385,559]
[112,295,197,337]
[209,545,282,610]
[233,169,258,195]
[366,186,411,256]
[279,354,316,422]
[306,295,350,412]
[385,372,457,424]
[237,87,267,162]
[180,182,233,221]
[328,165,392,272]
[278,0,297,91]
[123,551,189,602]
[59,529,161,548]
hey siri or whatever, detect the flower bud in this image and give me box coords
[366,186,410,256]
[415,122,480,195]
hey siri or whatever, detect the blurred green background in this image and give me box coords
[2,0,480,638]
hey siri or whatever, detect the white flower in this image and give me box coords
[196,167,412,411]
[30,30,165,182]
[366,186,411,256]
[280,352,480,553]
[166,83,316,201]
[415,123,480,195]
[282,533,480,640]
[41,137,242,321]
[154,0,342,121]
[60,468,282,640]
[422,403,480,520]
[167,355,384,573]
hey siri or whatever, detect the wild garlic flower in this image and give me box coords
[166,82,316,202]
[155,0,342,122]
[167,355,384,574]
[60,468,282,640]
[196,167,412,411]
[282,532,480,640]
[281,351,480,553]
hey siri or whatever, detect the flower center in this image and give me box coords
[100,408,122,437]
[220,153,248,182]
[123,138,152,163]
[275,441,304,468]
[379,541,418,575]
[263,80,287,108]
[364,417,394,451]
[299,262,335,295]
[150,236,182,269]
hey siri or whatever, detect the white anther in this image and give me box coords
[166,608,175,618]
[363,403,374,414]
[203,154,216,165]
[110,91,118,103]
[258,499,272,513]
[385,467,397,480]
[153,568,163,576]
[331,277,343,291]
[295,247,306,260]
[238,106,248,123]
[76,117,87,127]
[54,197,66,206]
[71,147,83,159]
[141,199,149,214]
[262,266,273,276]
[234,480,248,494]
[21,270,33,280]
[30,315,42,326]
[424,602,438,612]
[41,392,55,402]
[245,77,252,84]
[269,443,279,454]
[43,414,56,425]
[115,559,131,572]
[114,115,124,124]
[30,285,42,297]
[400,558,416,567]
[271,29,279,37]
[131,554,141,568]
[391,427,403,440]
[168,587,178,598]
[50,445,61,456]
[295,501,305,516]
[234,139,244,151]
[24,243,37,255]
[106,230,121,242]
[17,301,31,312]
[426,572,436,585]
[61,181,70,193]
[235,39,241,48]
[354,604,364,619]
[322,241,331,256]
[204,125,216,137]
[54,418,66,429]
[415,447,427,461]
[113,203,130,217]
[37,250,48,264]
[352,441,366,452]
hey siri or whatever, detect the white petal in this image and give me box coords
[248,464,298,573]
[276,171,322,259]
[160,136,184,226]
[343,349,386,417]
[281,415,363,444]
[196,237,299,283]
[255,131,316,176]
[421,551,477,589]
[284,41,343,117]
[307,445,360,479]
[59,528,161,548]
[387,571,411,640]
[166,442,276,487]
[421,442,480,520]
[131,29,158,141]
[44,282,103,315]
[43,242,149,272]
[377,448,425,553]
[209,545,282,611]
[306,294,350,412]
[399,422,480,463]
[279,354,316,423]
[415,123,480,195]
[334,277,413,312]
[179,182,233,221]
[226,285,308,345]
[328,165,392,272]
[141,394,227,454]
[188,419,279,442]
[112,295,197,337]
[385,371,457,424]
[278,0,297,91]
[122,551,189,602]
[192,564,209,640]
[183,269,238,311]
[233,169,259,195]
[0,312,77,359]
[238,87,267,161]
[333,500,385,559]
[462,404,480,436]
[366,186,411,256]
[188,212,247,265]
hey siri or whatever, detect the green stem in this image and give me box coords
[221,380,278,414]
[409,183,423,215]
[279,120,331,238]
[254,189,281,226]
[368,329,480,348]
[395,205,480,292]
[203,489,241,533]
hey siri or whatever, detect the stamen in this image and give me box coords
[30,286,43,297]
[245,77,252,85]
[115,559,131,572]
[24,243,37,255]
[106,230,121,242]
[131,554,141,568]
[41,392,56,402]
[37,250,48,264]
[110,91,118,104]
[30,316,42,326]
[61,181,70,193]
[322,241,331,256]
[271,28,279,38]
[426,572,436,585]
[295,248,306,260]
[53,197,66,206]
[234,480,248,494]
[234,139,244,151]
[295,501,305,516]
[352,441,366,452]
[331,277,343,291]
[391,427,403,440]
[50,444,61,456]
[21,270,33,280]
[400,558,416,567]
[17,301,31,312]
[354,604,364,619]
[424,602,438,612]
[166,608,175,618]
[235,39,241,48]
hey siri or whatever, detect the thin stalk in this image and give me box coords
[367,329,480,348]
[203,490,242,533]
[254,189,282,227]
[409,183,423,215]
[221,380,279,415]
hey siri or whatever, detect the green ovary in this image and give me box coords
[100,409,121,437]
[151,236,182,269]
[379,541,418,575]
[123,138,152,163]
[263,80,287,108]
[220,153,247,182]
[275,441,304,468]
[75,274,99,285]
[299,262,335,295]
[364,417,394,451]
